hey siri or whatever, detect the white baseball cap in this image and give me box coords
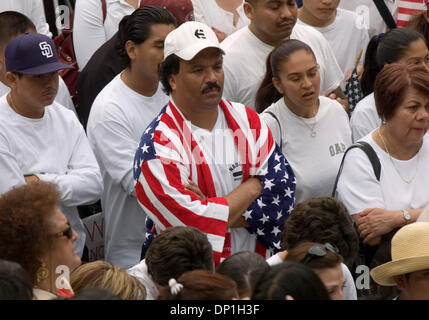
[164,21,223,61]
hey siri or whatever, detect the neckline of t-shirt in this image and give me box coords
[190,106,224,135]
[298,8,340,33]
[118,72,162,100]
[3,96,47,124]
[246,26,275,51]
[281,97,324,123]
[367,131,422,164]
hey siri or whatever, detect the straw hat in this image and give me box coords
[371,222,429,286]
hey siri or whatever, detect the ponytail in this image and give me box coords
[255,51,282,113]
[360,35,380,97]
[361,28,426,97]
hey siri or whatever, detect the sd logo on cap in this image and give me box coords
[5,33,73,75]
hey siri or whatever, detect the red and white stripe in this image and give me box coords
[135,99,274,265]
[396,0,426,27]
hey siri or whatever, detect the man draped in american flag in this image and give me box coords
[133,21,296,266]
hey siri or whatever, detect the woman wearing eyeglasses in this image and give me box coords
[0,181,81,300]
[256,39,352,204]
[285,242,345,300]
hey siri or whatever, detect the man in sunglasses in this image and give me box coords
[0,33,103,258]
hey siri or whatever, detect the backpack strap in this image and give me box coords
[265,111,283,147]
[101,0,107,23]
[373,0,397,30]
[332,141,381,197]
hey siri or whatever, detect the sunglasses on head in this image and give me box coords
[302,243,339,265]
[50,222,73,239]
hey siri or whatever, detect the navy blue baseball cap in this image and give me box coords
[5,33,73,75]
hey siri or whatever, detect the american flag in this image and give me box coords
[396,0,427,27]
[134,99,296,265]
[344,67,363,117]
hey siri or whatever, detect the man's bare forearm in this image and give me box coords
[225,177,262,227]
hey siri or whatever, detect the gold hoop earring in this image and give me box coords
[36,262,49,283]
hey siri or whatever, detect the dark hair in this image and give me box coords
[159,53,181,94]
[157,270,238,300]
[281,197,359,268]
[252,261,330,300]
[360,28,426,97]
[0,259,33,300]
[0,182,59,284]
[374,63,429,121]
[0,11,36,49]
[407,13,429,45]
[146,226,214,286]
[285,242,343,270]
[216,251,269,298]
[117,6,177,67]
[255,39,316,113]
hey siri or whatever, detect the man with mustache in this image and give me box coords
[86,7,177,269]
[221,0,344,110]
[0,33,103,258]
[133,21,296,266]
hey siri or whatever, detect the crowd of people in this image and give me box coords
[1,0,429,302]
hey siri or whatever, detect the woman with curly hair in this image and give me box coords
[0,181,81,299]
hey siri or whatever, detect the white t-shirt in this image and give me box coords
[297,8,369,77]
[87,73,168,269]
[0,77,75,114]
[0,0,51,37]
[221,24,344,109]
[266,253,357,300]
[0,95,103,256]
[188,105,257,254]
[127,259,159,300]
[192,0,249,36]
[338,0,397,38]
[336,132,429,216]
[73,0,139,70]
[261,96,352,204]
[350,93,381,143]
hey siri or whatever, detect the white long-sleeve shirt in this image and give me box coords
[0,0,51,37]
[87,74,168,268]
[73,0,139,71]
[0,95,103,256]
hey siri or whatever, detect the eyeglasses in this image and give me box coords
[302,243,339,265]
[50,222,73,239]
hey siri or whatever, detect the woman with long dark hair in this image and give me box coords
[351,28,429,142]
[255,39,351,204]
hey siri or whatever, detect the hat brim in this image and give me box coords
[173,42,224,61]
[16,62,74,75]
[371,256,429,286]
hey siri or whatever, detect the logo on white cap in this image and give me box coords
[194,29,206,39]
[39,41,53,58]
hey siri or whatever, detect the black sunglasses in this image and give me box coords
[50,222,73,239]
[302,243,339,265]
